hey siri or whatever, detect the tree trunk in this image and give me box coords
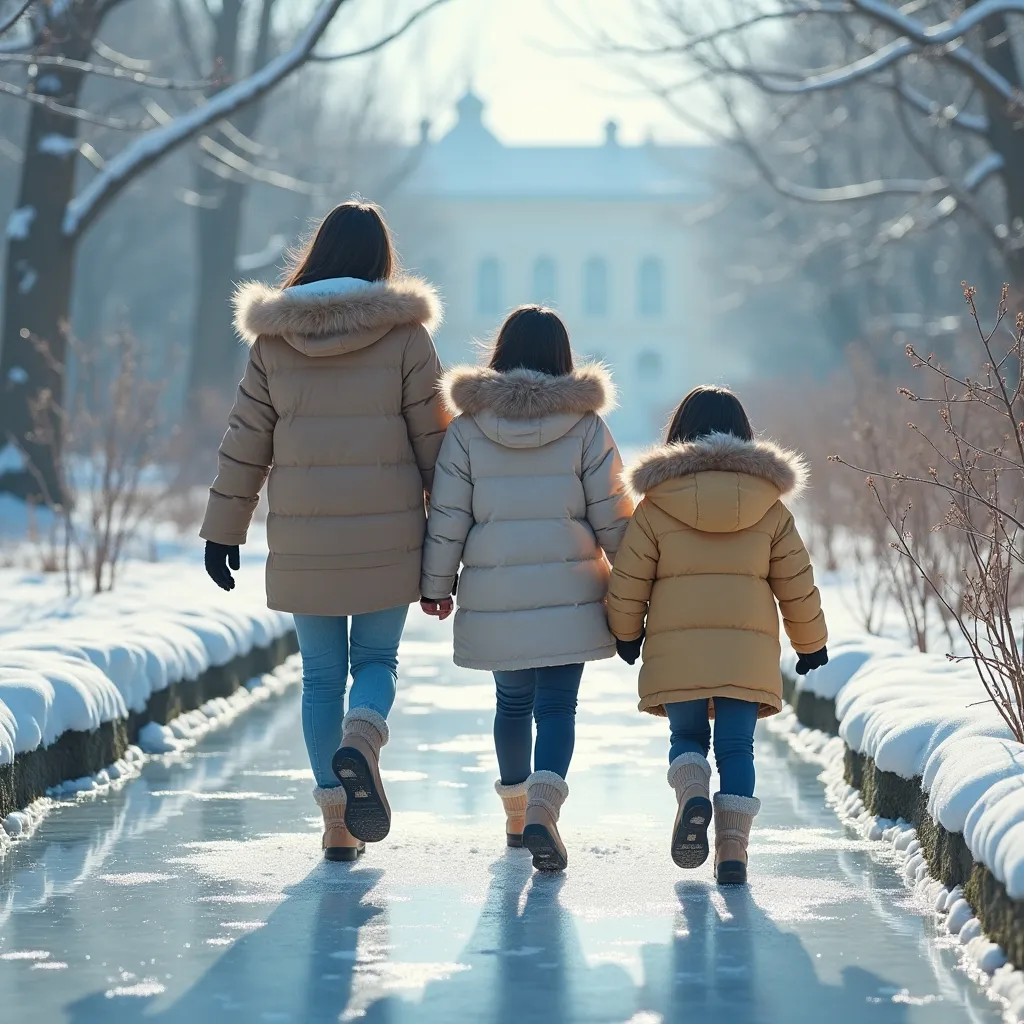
[186,0,278,412]
[970,3,1024,290]
[0,64,86,502]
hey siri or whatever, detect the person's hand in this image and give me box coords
[796,646,829,676]
[616,633,644,666]
[420,597,454,621]
[205,541,240,592]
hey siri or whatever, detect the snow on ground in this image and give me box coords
[789,580,1024,900]
[0,522,288,765]
[767,707,1024,1023]
[0,657,302,855]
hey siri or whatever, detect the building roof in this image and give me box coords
[397,90,712,202]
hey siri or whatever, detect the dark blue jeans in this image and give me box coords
[492,664,584,785]
[665,697,759,797]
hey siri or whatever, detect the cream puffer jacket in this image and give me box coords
[420,364,633,672]
[607,432,828,718]
[200,276,449,616]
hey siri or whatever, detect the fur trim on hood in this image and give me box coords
[441,363,616,420]
[232,276,441,345]
[627,432,808,499]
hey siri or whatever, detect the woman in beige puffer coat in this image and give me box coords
[420,305,632,872]
[200,201,449,862]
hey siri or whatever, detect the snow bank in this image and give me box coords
[0,560,292,765]
[768,709,1024,1022]
[790,604,1024,899]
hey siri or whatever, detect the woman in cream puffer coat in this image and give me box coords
[200,201,449,864]
[420,305,632,872]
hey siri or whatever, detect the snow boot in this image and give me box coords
[495,780,527,848]
[522,771,569,872]
[332,708,391,843]
[668,753,713,869]
[714,793,761,885]
[313,785,365,862]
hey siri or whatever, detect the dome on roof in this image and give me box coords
[456,89,485,125]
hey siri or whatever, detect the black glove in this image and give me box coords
[205,541,240,592]
[796,646,828,676]
[616,633,644,666]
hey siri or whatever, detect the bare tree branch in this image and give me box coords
[0,52,216,90]
[312,0,452,61]
[0,0,32,39]
[62,0,349,239]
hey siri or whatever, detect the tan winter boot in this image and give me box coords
[668,753,713,869]
[522,771,569,872]
[495,780,527,848]
[332,708,391,843]
[313,786,365,862]
[714,793,761,885]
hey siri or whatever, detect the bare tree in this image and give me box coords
[834,283,1024,738]
[0,0,448,503]
[596,1,1019,362]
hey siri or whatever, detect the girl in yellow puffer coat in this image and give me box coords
[607,385,828,885]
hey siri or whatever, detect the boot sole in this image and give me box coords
[716,859,748,885]
[507,834,524,849]
[324,845,364,863]
[671,796,713,869]
[332,746,391,843]
[522,823,567,872]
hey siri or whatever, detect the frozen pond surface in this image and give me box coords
[0,615,1005,1023]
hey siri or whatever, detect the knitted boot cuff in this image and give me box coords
[667,752,712,789]
[714,793,761,816]
[342,707,390,747]
[313,785,347,808]
[494,779,527,798]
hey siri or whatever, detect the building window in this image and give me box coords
[531,256,557,306]
[583,257,608,316]
[637,349,664,379]
[477,257,501,315]
[638,257,664,317]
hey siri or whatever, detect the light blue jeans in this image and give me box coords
[293,606,409,789]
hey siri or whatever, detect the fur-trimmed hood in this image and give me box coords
[232,276,442,355]
[442,363,616,419]
[626,432,808,533]
[440,363,616,449]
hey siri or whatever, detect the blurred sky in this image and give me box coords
[332,0,701,145]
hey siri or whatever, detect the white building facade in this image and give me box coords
[389,92,713,443]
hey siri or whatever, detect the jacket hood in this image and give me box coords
[626,432,807,533]
[440,363,616,448]
[232,276,442,357]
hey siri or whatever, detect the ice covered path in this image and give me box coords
[0,615,1003,1024]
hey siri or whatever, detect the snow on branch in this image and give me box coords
[197,134,323,195]
[0,52,215,90]
[963,151,1005,192]
[0,77,150,129]
[851,0,1024,48]
[0,0,32,39]
[62,0,347,239]
[312,0,453,61]
[895,83,988,135]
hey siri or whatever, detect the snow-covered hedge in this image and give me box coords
[0,564,291,765]
[785,635,1024,900]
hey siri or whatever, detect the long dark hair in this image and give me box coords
[666,385,754,444]
[489,305,573,377]
[282,200,394,288]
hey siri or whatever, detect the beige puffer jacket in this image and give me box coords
[420,364,633,671]
[200,276,449,616]
[607,433,827,718]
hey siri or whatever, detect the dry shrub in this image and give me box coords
[834,284,1024,740]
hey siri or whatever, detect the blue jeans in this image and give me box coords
[492,664,584,785]
[293,606,409,789]
[665,697,759,797]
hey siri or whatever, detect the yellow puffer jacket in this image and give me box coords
[607,432,827,718]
